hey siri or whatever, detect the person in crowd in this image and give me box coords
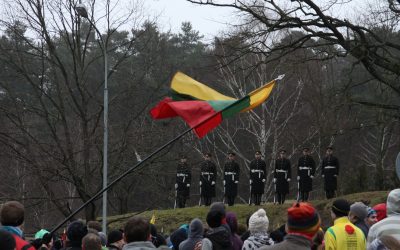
[261,202,321,250]
[87,221,103,233]
[179,218,204,250]
[268,225,286,244]
[372,203,387,222]
[349,202,369,237]
[63,220,89,250]
[170,225,188,250]
[368,235,400,250]
[82,233,102,250]
[324,199,366,249]
[0,201,35,250]
[200,153,217,206]
[367,189,400,247]
[123,216,168,250]
[150,225,166,247]
[175,155,192,208]
[365,207,378,228]
[0,229,17,250]
[273,149,291,204]
[32,229,53,250]
[296,147,316,202]
[107,230,125,250]
[321,146,339,199]
[204,202,232,250]
[225,212,243,250]
[242,209,274,250]
[249,151,267,205]
[240,215,252,242]
[311,229,325,250]
[223,153,240,206]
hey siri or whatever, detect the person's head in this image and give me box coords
[87,221,102,232]
[180,155,187,164]
[188,218,203,238]
[286,202,321,240]
[170,227,188,250]
[366,207,378,227]
[248,209,269,235]
[349,202,368,223]
[278,149,286,158]
[34,229,53,249]
[0,201,25,227]
[228,152,236,161]
[107,230,124,248]
[124,216,150,243]
[67,220,88,247]
[331,199,350,220]
[203,153,212,160]
[255,151,262,159]
[326,146,333,155]
[225,212,238,234]
[373,203,387,221]
[0,229,16,250]
[82,233,102,250]
[302,147,310,156]
[386,188,400,217]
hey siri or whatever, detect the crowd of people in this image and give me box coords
[176,147,339,208]
[0,189,399,250]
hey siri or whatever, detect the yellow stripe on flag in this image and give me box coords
[242,80,276,112]
[150,213,156,225]
[171,72,235,101]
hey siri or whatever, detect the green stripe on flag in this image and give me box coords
[222,97,250,118]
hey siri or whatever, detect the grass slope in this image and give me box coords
[106,191,388,234]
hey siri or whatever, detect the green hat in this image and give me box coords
[35,229,49,239]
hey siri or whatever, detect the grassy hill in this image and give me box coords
[105,191,388,234]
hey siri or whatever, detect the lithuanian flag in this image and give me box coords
[150,72,277,138]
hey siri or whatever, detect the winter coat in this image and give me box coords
[122,241,169,250]
[200,160,217,198]
[0,226,35,250]
[249,159,267,195]
[176,162,191,197]
[179,219,204,250]
[242,234,274,250]
[273,158,291,195]
[223,160,240,197]
[296,155,316,192]
[324,217,366,250]
[320,155,339,191]
[205,226,232,250]
[259,234,311,250]
[354,220,369,238]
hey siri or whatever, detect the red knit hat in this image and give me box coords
[287,202,321,240]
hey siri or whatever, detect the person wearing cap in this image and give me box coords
[367,189,400,248]
[320,146,340,199]
[365,207,378,227]
[204,202,232,250]
[273,149,291,204]
[0,201,35,250]
[349,202,369,237]
[175,155,192,208]
[243,208,274,250]
[200,153,217,206]
[296,147,316,202]
[324,199,366,250]
[372,203,387,222]
[64,220,89,249]
[33,229,53,250]
[223,152,240,206]
[249,151,267,205]
[107,230,125,250]
[260,202,321,250]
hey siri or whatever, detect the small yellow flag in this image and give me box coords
[150,212,156,225]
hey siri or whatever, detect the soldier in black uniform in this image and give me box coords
[199,153,217,206]
[296,148,316,202]
[175,155,191,208]
[321,146,339,199]
[223,152,240,206]
[273,149,291,204]
[249,151,266,205]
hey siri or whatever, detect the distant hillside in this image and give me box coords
[105,191,388,234]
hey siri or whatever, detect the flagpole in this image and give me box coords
[50,75,285,234]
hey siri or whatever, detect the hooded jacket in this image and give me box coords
[205,226,232,250]
[367,188,400,248]
[180,219,204,250]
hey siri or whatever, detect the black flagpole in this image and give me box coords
[50,76,283,234]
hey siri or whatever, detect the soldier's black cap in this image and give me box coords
[255,150,261,154]
[204,152,212,157]
[326,146,334,150]
[228,152,236,156]
[279,149,286,153]
[302,147,310,151]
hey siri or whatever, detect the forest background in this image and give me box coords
[0,0,399,233]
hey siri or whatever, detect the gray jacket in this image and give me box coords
[259,234,312,250]
[122,241,169,250]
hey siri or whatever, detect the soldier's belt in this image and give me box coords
[225,172,236,175]
[324,166,336,169]
[177,173,188,177]
[251,170,264,173]
[275,169,287,173]
[299,167,311,170]
[201,172,214,175]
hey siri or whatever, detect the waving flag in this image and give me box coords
[150,72,278,138]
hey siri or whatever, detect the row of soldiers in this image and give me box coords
[174,146,339,208]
